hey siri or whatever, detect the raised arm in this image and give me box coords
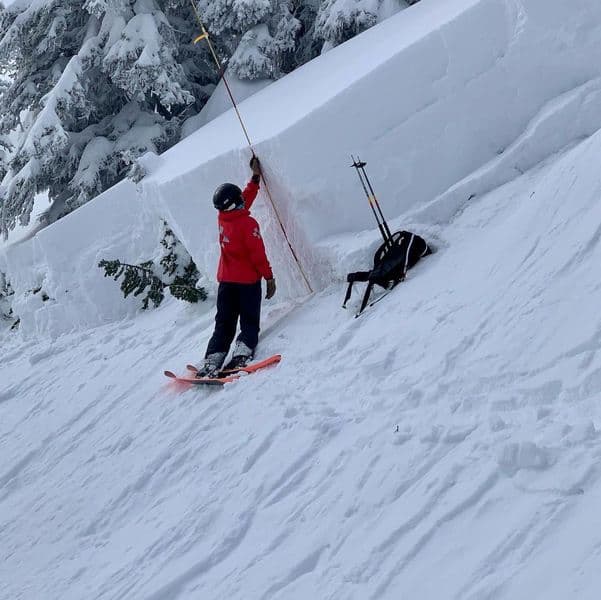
[242,176,260,210]
[242,156,262,210]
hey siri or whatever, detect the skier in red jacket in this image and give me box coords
[196,156,276,378]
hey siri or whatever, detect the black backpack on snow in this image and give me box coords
[343,230,431,315]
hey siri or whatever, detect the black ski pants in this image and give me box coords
[205,281,262,357]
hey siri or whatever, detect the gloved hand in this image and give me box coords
[265,278,276,299]
[250,155,261,176]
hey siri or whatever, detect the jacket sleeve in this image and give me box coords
[244,217,273,280]
[242,175,261,210]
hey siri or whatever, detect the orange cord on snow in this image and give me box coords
[188,0,313,294]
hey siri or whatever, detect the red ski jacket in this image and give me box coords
[217,178,274,284]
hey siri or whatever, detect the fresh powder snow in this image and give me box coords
[2,0,601,598]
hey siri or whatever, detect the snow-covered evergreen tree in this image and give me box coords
[314,0,379,49]
[98,219,206,309]
[0,0,216,237]
[198,0,304,80]
[0,269,17,329]
[314,0,417,52]
[0,77,10,184]
[199,0,412,79]
[157,219,204,304]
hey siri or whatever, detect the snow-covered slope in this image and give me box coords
[3,128,601,599]
[2,0,601,598]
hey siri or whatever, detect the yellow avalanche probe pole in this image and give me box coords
[188,0,313,294]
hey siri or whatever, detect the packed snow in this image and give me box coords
[2,0,601,598]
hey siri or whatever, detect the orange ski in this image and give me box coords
[165,354,281,386]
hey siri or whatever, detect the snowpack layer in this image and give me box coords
[2,125,601,599]
[140,0,601,295]
[4,0,601,338]
[0,179,161,338]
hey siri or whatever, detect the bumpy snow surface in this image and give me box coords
[2,1,601,598]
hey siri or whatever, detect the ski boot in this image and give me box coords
[195,352,226,378]
[223,341,254,371]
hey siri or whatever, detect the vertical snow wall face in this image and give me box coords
[142,0,601,297]
[3,0,601,335]
[0,181,160,338]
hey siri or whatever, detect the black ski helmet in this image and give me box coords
[213,183,243,211]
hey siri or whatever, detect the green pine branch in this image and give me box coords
[98,259,205,309]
